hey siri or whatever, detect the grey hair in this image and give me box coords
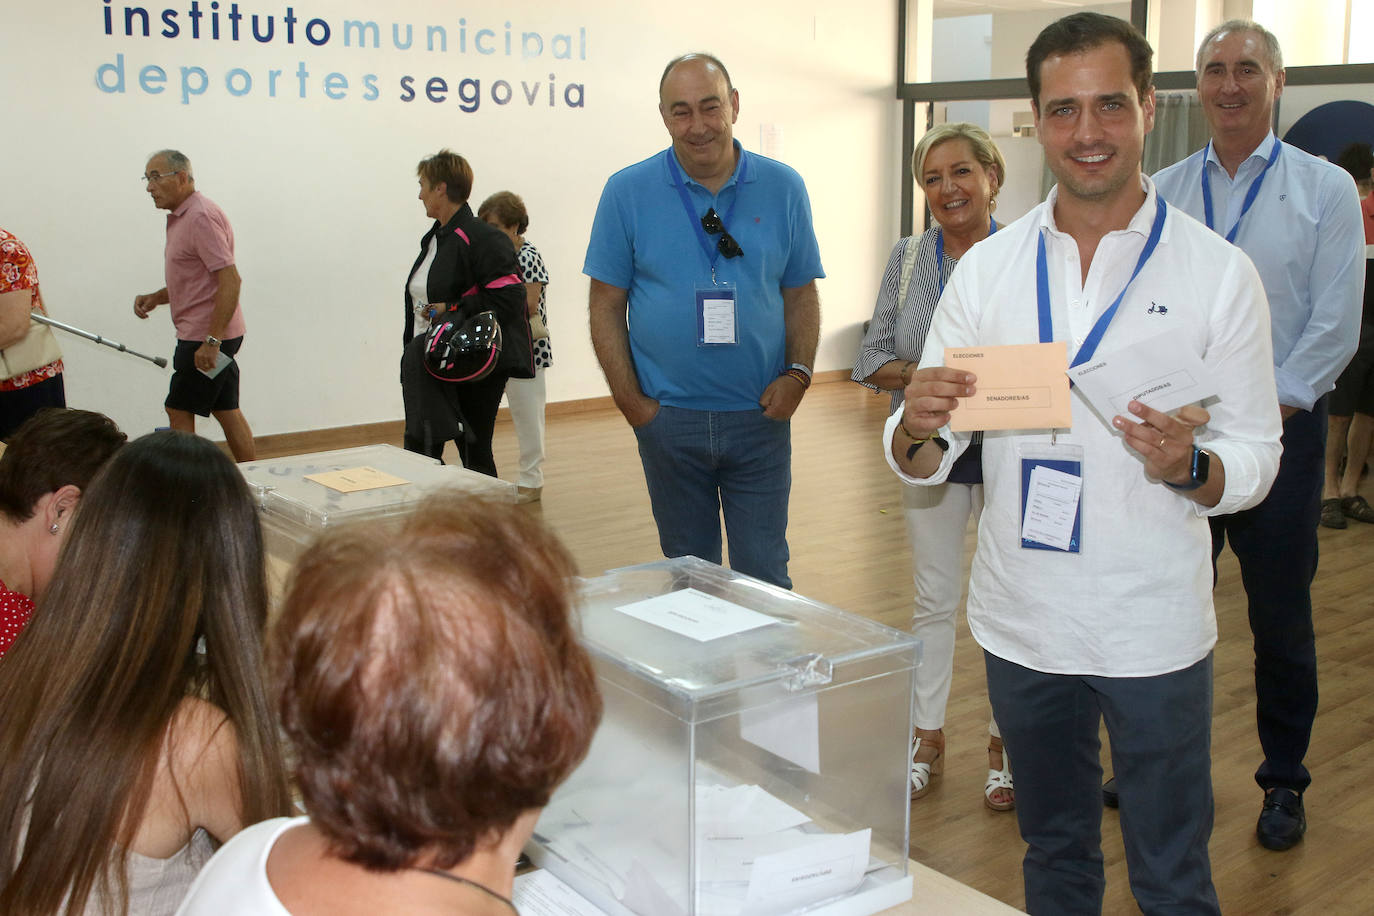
[1196,19,1283,75]
[659,52,733,97]
[148,149,193,178]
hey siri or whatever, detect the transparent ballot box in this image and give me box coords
[529,557,920,916]
[238,444,515,581]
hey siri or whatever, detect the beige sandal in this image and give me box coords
[984,737,1015,811]
[910,730,945,799]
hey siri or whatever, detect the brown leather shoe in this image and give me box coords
[1341,495,1374,524]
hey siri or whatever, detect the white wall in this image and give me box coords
[2,1,900,438]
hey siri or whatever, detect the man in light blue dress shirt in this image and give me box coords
[1152,19,1364,853]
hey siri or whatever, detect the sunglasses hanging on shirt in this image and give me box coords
[700,208,744,259]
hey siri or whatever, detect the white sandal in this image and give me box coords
[910,733,944,799]
[984,739,1014,811]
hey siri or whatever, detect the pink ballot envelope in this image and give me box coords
[944,341,1072,431]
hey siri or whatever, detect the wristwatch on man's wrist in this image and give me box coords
[1165,446,1210,491]
[204,335,221,347]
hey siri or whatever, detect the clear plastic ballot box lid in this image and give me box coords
[239,444,515,529]
[576,555,920,722]
[530,556,920,916]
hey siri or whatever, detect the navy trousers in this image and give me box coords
[1210,399,1324,792]
[985,651,1220,916]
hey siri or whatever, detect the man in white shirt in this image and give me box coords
[886,12,1281,914]
[1152,20,1364,852]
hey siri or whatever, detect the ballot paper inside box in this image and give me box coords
[529,557,919,916]
[237,444,516,588]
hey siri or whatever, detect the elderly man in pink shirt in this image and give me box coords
[134,149,254,461]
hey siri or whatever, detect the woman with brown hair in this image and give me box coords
[176,494,602,915]
[400,150,535,476]
[0,431,292,915]
[0,407,126,657]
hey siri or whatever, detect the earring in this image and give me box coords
[49,524,59,535]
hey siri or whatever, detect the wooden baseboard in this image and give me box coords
[250,374,859,458]
[252,420,403,460]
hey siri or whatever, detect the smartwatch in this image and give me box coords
[1165,447,1210,492]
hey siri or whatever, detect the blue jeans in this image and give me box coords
[633,406,792,588]
[1210,398,1324,793]
[985,652,1219,916]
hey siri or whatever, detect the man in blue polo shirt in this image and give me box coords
[585,52,823,589]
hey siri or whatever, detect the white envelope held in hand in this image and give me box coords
[1068,330,1218,427]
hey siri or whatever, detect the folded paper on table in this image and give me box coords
[512,870,608,916]
[945,342,1071,431]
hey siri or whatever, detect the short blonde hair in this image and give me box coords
[911,123,1006,196]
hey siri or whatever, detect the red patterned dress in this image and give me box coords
[0,228,63,392]
[0,577,34,658]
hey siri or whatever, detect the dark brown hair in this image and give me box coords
[416,149,474,204]
[1026,12,1153,111]
[477,191,529,235]
[0,408,126,522]
[0,431,291,915]
[273,494,602,871]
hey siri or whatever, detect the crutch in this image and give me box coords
[29,314,168,369]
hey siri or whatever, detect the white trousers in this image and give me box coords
[504,367,546,488]
[902,479,997,738]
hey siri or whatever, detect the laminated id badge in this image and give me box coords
[696,283,738,346]
[1018,442,1084,553]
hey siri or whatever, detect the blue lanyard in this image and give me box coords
[935,216,997,296]
[1036,198,1167,368]
[1201,139,1281,244]
[666,149,746,273]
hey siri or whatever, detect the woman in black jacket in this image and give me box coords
[401,150,533,475]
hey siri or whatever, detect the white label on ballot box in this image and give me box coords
[740,691,821,774]
[512,869,606,916]
[614,588,778,642]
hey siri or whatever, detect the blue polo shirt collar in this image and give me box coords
[662,140,754,191]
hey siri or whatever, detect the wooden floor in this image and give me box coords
[278,380,1374,914]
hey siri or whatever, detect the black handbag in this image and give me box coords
[422,310,503,382]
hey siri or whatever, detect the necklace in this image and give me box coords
[414,868,518,913]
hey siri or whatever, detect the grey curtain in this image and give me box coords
[1144,92,1210,175]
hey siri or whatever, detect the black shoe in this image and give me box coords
[1256,788,1306,851]
[1102,776,1119,809]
